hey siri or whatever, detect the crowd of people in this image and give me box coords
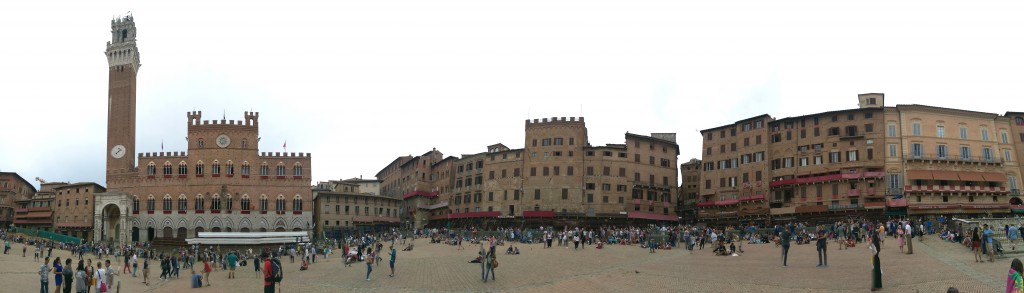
[13,215,1024,292]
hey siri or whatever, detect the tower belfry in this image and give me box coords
[105,15,141,187]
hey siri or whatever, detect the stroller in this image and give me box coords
[993,238,1006,257]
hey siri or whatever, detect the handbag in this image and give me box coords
[491,259,498,268]
[100,282,108,293]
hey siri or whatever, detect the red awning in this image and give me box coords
[715,199,739,206]
[958,172,986,182]
[627,212,677,221]
[16,211,52,219]
[14,219,51,225]
[980,172,1008,182]
[906,170,933,180]
[696,201,715,207]
[522,211,555,218]
[749,194,766,201]
[447,211,500,219]
[931,171,961,181]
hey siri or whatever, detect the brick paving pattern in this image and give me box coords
[0,237,1017,292]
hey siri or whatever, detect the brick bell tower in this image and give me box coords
[105,15,140,187]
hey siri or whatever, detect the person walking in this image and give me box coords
[75,260,87,293]
[62,258,74,293]
[365,248,375,281]
[1008,258,1024,292]
[479,244,487,282]
[1010,224,1020,251]
[227,252,237,279]
[40,257,51,293]
[973,227,983,262]
[870,231,882,291]
[103,260,116,292]
[484,246,496,283]
[897,228,905,253]
[387,246,396,277]
[985,224,996,262]
[141,256,149,286]
[816,231,828,268]
[261,252,274,293]
[130,254,137,278]
[780,229,791,267]
[54,257,64,293]
[94,262,106,293]
[905,221,914,254]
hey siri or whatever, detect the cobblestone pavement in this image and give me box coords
[0,237,1017,292]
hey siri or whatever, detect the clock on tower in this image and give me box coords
[105,15,141,184]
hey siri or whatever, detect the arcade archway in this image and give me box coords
[100,204,123,243]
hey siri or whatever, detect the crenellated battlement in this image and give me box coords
[525,116,585,127]
[259,152,312,158]
[186,111,260,127]
[138,151,188,159]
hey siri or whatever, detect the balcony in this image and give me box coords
[904,185,1008,194]
[847,189,861,197]
[840,131,864,139]
[828,203,864,210]
[905,153,1003,164]
[886,188,902,195]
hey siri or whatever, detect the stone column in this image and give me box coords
[94,213,102,243]
[119,212,127,244]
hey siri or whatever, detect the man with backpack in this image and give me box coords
[263,251,282,293]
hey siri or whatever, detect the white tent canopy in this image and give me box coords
[186,231,310,245]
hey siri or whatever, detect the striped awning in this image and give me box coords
[906,170,933,180]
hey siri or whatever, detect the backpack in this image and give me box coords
[270,258,283,283]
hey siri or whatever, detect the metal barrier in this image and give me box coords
[13,227,82,244]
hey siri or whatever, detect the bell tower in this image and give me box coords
[105,15,141,186]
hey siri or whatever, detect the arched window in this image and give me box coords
[241,194,251,211]
[981,127,991,141]
[212,160,221,175]
[133,196,140,212]
[276,194,286,211]
[276,163,286,176]
[162,194,171,211]
[1016,117,1024,126]
[211,194,221,210]
[225,194,233,210]
[293,163,303,177]
[1002,130,1010,144]
[241,161,250,176]
[260,163,269,176]
[163,162,172,175]
[147,195,156,211]
[197,139,205,148]
[292,195,302,211]
[178,195,188,211]
[226,160,234,176]
[178,161,188,175]
[195,161,205,175]
[195,194,205,211]
[259,194,268,212]
[242,139,248,149]
[146,162,156,176]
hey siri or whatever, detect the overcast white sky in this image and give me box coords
[2,0,1024,189]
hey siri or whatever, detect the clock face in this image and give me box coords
[111,145,126,159]
[216,134,231,148]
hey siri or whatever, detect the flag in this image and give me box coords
[283,141,287,151]
[161,140,164,151]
